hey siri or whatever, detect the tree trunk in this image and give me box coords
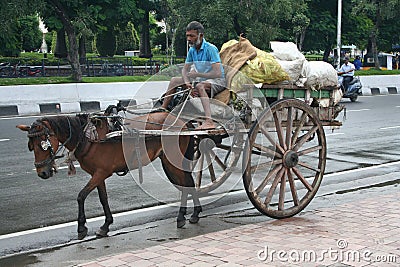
[65,28,82,81]
[79,36,86,64]
[48,0,82,81]
[139,10,152,58]
[370,30,380,69]
[54,28,67,58]
[323,45,331,62]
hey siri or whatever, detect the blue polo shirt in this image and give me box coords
[185,38,225,80]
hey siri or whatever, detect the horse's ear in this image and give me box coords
[16,125,30,132]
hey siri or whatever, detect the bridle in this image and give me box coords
[28,118,73,169]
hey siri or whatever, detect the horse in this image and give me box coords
[16,110,202,240]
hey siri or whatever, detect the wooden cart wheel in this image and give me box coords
[192,126,244,194]
[242,98,327,218]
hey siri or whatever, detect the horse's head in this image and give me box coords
[17,119,61,179]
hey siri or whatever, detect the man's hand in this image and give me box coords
[186,69,198,79]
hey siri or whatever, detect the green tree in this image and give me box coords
[302,0,337,61]
[19,15,42,52]
[158,0,307,57]
[39,0,139,81]
[352,0,400,68]
[116,22,140,55]
[0,0,40,56]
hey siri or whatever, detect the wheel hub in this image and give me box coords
[283,150,299,168]
[199,138,216,153]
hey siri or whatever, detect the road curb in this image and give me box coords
[360,86,399,96]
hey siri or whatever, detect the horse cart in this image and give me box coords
[109,80,344,220]
[17,75,344,238]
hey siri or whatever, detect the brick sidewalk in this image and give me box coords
[76,193,399,267]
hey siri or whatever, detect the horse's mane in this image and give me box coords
[36,114,90,145]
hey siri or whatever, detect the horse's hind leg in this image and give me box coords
[189,191,202,224]
[177,189,188,228]
[96,181,114,237]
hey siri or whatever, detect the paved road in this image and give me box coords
[0,94,399,258]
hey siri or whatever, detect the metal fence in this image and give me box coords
[0,56,184,78]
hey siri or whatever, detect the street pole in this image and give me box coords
[336,0,342,69]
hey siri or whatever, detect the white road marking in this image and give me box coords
[2,160,400,241]
[346,109,370,112]
[380,125,400,130]
[326,133,345,137]
[0,139,10,142]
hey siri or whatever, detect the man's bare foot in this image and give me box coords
[196,120,215,130]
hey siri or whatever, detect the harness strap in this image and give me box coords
[129,128,143,184]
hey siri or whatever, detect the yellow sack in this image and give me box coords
[220,38,289,92]
[242,48,289,84]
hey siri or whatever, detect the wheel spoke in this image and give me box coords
[291,112,307,145]
[205,153,216,182]
[292,167,313,191]
[297,161,320,173]
[264,166,285,205]
[286,107,293,149]
[287,169,299,206]
[195,154,204,187]
[278,169,287,211]
[259,124,285,155]
[251,159,283,175]
[293,126,318,151]
[209,149,227,170]
[253,143,282,158]
[298,145,322,156]
[255,164,281,194]
[273,112,286,150]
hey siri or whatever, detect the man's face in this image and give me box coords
[186,30,202,47]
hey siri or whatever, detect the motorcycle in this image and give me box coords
[338,74,362,102]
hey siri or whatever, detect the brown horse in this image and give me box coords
[17,111,202,239]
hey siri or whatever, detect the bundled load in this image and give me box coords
[220,38,339,91]
[220,37,289,93]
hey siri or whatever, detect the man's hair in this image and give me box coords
[186,21,204,34]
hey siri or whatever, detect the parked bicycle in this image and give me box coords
[98,61,125,76]
[0,62,44,78]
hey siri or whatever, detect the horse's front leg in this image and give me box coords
[95,181,113,237]
[77,183,95,240]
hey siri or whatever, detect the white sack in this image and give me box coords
[276,59,305,82]
[303,61,338,91]
[270,41,305,61]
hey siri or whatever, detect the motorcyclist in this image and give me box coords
[338,57,355,92]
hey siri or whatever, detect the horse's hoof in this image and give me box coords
[95,228,109,238]
[78,228,88,240]
[177,219,186,228]
[189,216,200,224]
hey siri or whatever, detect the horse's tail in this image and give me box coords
[183,134,195,184]
[184,134,194,162]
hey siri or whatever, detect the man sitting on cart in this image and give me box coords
[160,21,226,130]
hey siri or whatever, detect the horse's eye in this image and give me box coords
[40,140,51,151]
